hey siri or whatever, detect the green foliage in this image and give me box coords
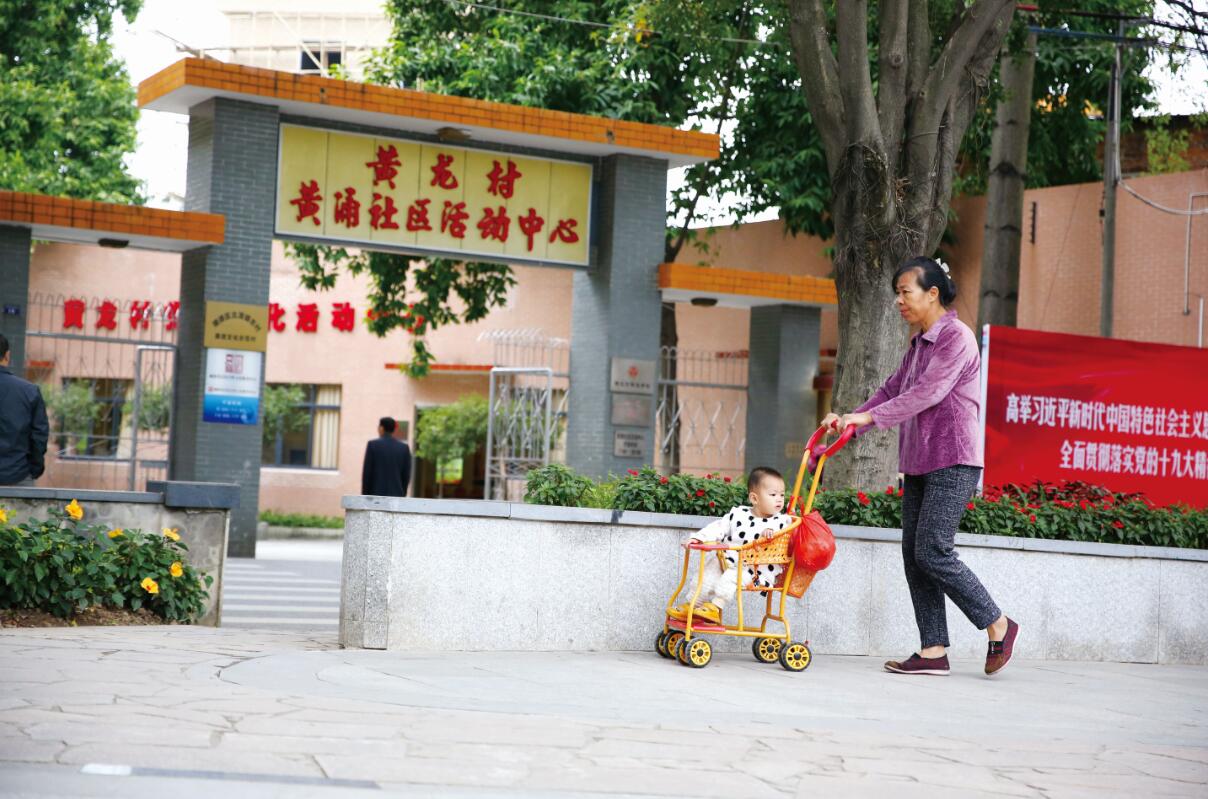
[258,510,345,529]
[41,381,101,451]
[523,468,1208,550]
[121,384,171,432]
[0,504,212,622]
[0,0,144,202]
[261,384,309,447]
[286,244,515,378]
[1144,114,1199,175]
[415,395,489,479]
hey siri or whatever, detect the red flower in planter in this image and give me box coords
[857,491,870,506]
[966,502,975,511]
[708,501,716,508]
[1029,514,1037,523]
[886,486,895,495]
[627,469,638,476]
[659,476,668,484]
[1112,520,1124,529]
[1079,499,1091,511]
[695,489,706,497]
[723,476,731,483]
[897,488,903,497]
[706,473,713,479]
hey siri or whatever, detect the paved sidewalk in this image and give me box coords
[1,627,1206,798]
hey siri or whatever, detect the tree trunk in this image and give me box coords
[978,32,1036,334]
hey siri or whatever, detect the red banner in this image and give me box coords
[983,326,1208,508]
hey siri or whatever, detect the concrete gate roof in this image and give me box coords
[658,262,838,309]
[0,191,225,252]
[138,58,719,168]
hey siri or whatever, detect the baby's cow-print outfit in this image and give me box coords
[687,506,792,605]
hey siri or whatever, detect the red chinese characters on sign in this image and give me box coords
[129,300,152,330]
[332,303,356,332]
[517,208,544,252]
[333,187,361,228]
[486,159,522,199]
[477,206,510,242]
[63,299,86,330]
[165,301,180,332]
[96,301,118,331]
[296,303,319,333]
[430,153,459,190]
[441,201,469,239]
[407,199,432,232]
[365,145,402,189]
[549,218,580,244]
[291,180,323,225]
[268,302,286,332]
[370,194,400,231]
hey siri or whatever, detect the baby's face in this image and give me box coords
[749,476,786,518]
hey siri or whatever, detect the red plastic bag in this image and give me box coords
[791,510,836,572]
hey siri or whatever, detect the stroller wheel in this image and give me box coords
[665,632,685,662]
[683,638,712,668]
[779,641,812,673]
[752,637,782,663]
[655,631,672,658]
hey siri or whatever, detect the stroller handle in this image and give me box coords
[805,423,857,459]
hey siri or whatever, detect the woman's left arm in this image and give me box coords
[863,333,972,430]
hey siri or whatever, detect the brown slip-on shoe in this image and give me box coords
[985,617,1019,675]
[884,653,950,676]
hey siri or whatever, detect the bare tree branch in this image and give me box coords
[877,0,910,171]
[785,0,845,174]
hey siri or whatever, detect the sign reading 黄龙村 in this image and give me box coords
[982,326,1208,508]
[275,124,592,267]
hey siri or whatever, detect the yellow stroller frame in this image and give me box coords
[656,424,854,670]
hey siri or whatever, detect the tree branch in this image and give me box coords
[836,0,881,147]
[785,0,845,174]
[905,0,930,100]
[877,0,910,169]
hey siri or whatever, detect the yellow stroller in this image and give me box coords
[655,424,854,670]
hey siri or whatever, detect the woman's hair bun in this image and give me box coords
[891,256,957,307]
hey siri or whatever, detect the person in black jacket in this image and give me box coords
[0,334,49,487]
[361,417,412,497]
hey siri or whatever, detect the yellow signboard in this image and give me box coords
[203,301,269,352]
[275,124,592,267]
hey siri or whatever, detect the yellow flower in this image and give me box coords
[141,577,159,595]
[65,500,83,521]
[0,507,7,524]
[170,562,183,578]
[162,527,180,542]
[108,528,123,539]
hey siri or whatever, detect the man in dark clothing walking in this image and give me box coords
[361,417,412,497]
[0,334,49,487]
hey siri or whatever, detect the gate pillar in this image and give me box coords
[175,98,279,557]
[745,305,822,477]
[0,225,32,371]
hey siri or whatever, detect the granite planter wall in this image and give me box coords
[340,496,1208,664]
[0,483,237,626]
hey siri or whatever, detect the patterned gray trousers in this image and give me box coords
[901,465,1001,648]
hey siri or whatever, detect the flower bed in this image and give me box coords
[0,500,213,623]
[524,467,1208,551]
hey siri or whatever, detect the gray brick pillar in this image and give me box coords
[566,155,666,478]
[176,98,279,557]
[745,305,822,478]
[0,226,32,373]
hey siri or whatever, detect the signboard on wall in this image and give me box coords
[203,301,268,352]
[203,348,262,425]
[275,124,592,267]
[982,326,1208,507]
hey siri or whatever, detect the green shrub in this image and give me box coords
[522,468,1208,551]
[0,502,213,621]
[258,510,345,529]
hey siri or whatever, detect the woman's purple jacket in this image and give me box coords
[854,310,984,475]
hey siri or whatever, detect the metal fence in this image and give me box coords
[655,346,748,478]
[24,293,178,491]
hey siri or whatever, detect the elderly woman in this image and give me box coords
[823,256,1018,677]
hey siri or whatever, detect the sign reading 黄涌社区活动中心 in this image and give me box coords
[982,326,1208,508]
[275,125,592,267]
[203,348,262,426]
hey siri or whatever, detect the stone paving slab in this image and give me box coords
[0,626,1205,798]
